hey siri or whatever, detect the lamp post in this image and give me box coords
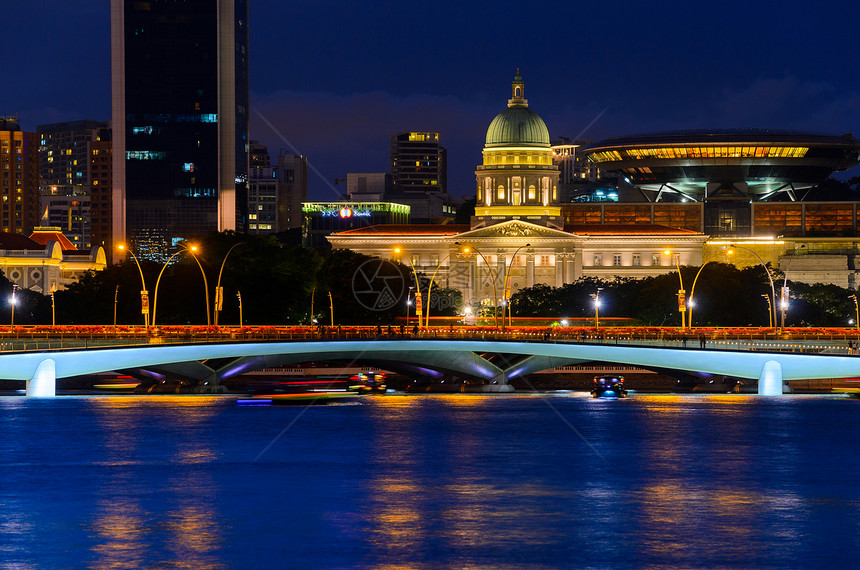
[310,287,315,325]
[779,245,806,329]
[113,285,119,328]
[850,295,859,330]
[9,285,17,326]
[424,252,453,328]
[117,244,149,327]
[687,249,735,328]
[394,248,423,328]
[237,291,243,326]
[455,242,500,329]
[761,294,773,327]
[328,291,334,327]
[151,250,184,327]
[406,286,413,322]
[663,250,686,329]
[186,246,211,327]
[213,242,242,326]
[731,244,778,328]
[501,243,530,331]
[590,287,603,329]
[50,293,55,326]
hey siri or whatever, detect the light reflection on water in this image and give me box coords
[0,394,858,567]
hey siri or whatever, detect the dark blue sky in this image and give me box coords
[4,1,859,200]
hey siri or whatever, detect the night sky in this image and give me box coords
[4,1,859,200]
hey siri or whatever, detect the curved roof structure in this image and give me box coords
[583,129,860,200]
[485,106,550,148]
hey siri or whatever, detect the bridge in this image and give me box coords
[3,326,860,398]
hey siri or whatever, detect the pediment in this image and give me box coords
[457,220,572,240]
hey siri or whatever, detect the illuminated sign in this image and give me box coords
[321,207,372,218]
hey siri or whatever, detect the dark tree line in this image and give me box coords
[510,262,860,327]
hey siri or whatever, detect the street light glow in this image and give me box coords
[560,319,569,326]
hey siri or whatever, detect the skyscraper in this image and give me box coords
[390,132,446,193]
[0,117,41,235]
[111,0,249,260]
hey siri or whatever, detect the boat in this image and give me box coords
[348,372,387,393]
[591,375,627,398]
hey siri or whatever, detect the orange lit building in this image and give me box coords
[0,117,40,236]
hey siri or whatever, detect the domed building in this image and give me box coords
[473,72,562,227]
[327,73,707,319]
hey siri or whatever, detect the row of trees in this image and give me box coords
[0,232,856,327]
[510,262,858,327]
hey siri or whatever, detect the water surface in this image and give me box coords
[1,394,858,568]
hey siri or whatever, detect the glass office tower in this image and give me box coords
[111,0,248,260]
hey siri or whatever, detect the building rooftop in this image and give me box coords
[333,224,470,236]
[29,227,77,251]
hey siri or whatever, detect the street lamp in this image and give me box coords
[151,250,184,327]
[424,252,454,328]
[214,242,243,326]
[590,288,603,329]
[151,244,208,327]
[850,295,859,330]
[394,247,423,328]
[406,286,413,322]
[328,291,334,327]
[663,250,686,329]
[687,249,734,327]
[237,291,243,326]
[731,244,778,328]
[117,244,149,327]
[761,294,773,327]
[455,242,500,329]
[186,245,211,327]
[501,243,530,331]
[310,286,315,325]
[9,285,17,326]
[50,293,55,326]
[779,245,806,329]
[113,285,119,328]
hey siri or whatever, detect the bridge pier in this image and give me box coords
[758,360,784,395]
[26,359,56,397]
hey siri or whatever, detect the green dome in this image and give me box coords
[485,106,550,148]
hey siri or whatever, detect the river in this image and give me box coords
[1,393,858,568]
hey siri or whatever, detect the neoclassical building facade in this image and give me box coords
[328,73,707,309]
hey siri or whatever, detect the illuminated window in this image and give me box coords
[497,186,505,200]
[540,255,551,266]
[613,255,622,266]
[593,254,602,266]
[633,255,641,266]
[411,254,420,266]
[249,214,257,220]
[652,254,660,265]
[528,185,536,200]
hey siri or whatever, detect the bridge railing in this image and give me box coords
[0,325,856,355]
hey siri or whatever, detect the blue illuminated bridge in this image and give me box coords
[3,329,860,397]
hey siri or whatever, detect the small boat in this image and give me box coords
[348,372,387,393]
[591,375,627,398]
[245,390,357,405]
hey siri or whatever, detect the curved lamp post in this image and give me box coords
[590,287,603,329]
[779,245,806,329]
[501,243,530,331]
[394,247,423,328]
[151,250,184,327]
[152,245,209,327]
[9,285,17,326]
[214,242,243,326]
[663,250,687,329]
[687,249,734,327]
[423,253,452,329]
[455,242,500,329]
[117,244,149,327]
[186,246,211,327]
[731,244,778,328]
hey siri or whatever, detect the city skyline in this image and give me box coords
[4,1,859,200]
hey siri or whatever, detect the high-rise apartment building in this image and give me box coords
[248,141,276,234]
[390,132,446,193]
[111,0,249,260]
[38,120,112,249]
[0,117,41,235]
